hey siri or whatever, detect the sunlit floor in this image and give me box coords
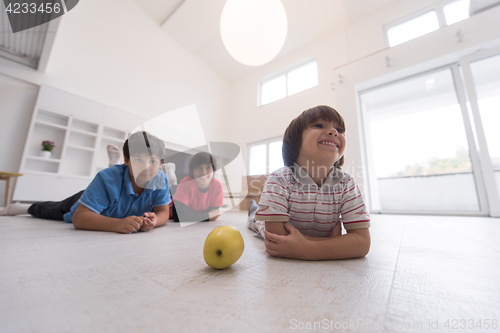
[1,211,499,333]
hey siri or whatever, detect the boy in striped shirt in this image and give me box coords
[247,105,371,260]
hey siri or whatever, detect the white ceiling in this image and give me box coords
[135,0,403,83]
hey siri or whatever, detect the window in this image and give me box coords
[360,67,480,213]
[444,0,470,25]
[259,60,318,106]
[360,48,500,217]
[249,144,267,175]
[287,61,319,96]
[260,75,286,105]
[468,53,500,210]
[268,140,284,173]
[387,11,440,47]
[248,138,284,175]
[386,0,471,47]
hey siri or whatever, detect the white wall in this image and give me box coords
[228,2,500,196]
[0,74,38,206]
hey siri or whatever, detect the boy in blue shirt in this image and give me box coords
[5,131,171,234]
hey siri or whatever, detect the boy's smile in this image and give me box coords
[298,119,346,166]
[193,163,214,190]
[318,137,340,149]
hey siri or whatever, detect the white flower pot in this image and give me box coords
[40,151,52,158]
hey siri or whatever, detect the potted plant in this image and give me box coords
[40,140,55,158]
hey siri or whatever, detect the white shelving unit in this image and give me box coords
[13,87,135,202]
[95,126,128,174]
[20,109,119,178]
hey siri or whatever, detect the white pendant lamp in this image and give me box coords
[220,0,288,66]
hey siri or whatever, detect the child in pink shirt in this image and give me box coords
[172,152,223,222]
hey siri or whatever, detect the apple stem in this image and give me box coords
[216,250,222,256]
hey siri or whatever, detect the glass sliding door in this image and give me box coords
[360,66,484,214]
[248,138,284,175]
[461,49,500,217]
[249,144,266,175]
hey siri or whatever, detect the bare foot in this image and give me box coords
[5,203,31,216]
[107,144,121,167]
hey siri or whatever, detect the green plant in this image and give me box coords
[41,140,55,152]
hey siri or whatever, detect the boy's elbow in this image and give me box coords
[358,237,371,258]
[359,245,370,258]
[348,228,370,258]
[72,214,83,229]
[72,207,87,229]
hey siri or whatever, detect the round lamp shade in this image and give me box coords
[220,0,288,66]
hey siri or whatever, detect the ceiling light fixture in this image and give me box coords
[220,0,288,66]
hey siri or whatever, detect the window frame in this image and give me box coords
[357,63,490,216]
[442,0,471,25]
[258,58,318,106]
[384,0,470,48]
[247,136,284,175]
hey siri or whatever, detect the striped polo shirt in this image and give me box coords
[254,163,370,238]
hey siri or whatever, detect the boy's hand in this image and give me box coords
[330,221,342,238]
[140,212,157,232]
[208,209,221,221]
[116,216,143,234]
[264,222,311,260]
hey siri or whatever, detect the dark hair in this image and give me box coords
[123,131,166,161]
[188,152,217,177]
[282,105,345,168]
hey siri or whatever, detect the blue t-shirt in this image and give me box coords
[63,164,171,223]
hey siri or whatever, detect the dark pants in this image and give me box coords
[169,184,209,223]
[171,204,210,223]
[170,184,180,222]
[28,191,84,221]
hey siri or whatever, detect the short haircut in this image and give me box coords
[188,152,217,177]
[282,105,345,168]
[122,131,166,161]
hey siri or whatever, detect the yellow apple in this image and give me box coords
[203,225,244,269]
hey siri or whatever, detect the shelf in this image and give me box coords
[71,118,99,134]
[24,158,60,174]
[21,170,59,177]
[68,131,97,149]
[66,145,95,152]
[36,109,69,127]
[70,128,98,137]
[59,149,93,177]
[19,170,93,180]
[56,173,93,180]
[34,120,67,131]
[103,127,126,140]
[27,155,61,163]
[102,135,125,143]
[28,123,66,160]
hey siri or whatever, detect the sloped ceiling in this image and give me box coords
[135,0,403,83]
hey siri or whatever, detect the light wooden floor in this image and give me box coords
[1,211,499,333]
